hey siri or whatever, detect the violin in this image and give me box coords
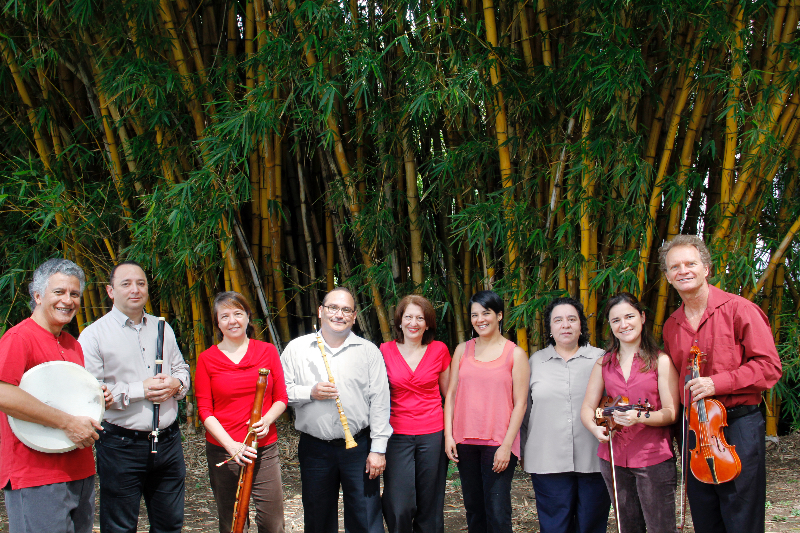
[684,346,741,485]
[594,395,653,434]
[593,395,652,533]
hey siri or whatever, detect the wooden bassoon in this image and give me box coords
[231,368,270,533]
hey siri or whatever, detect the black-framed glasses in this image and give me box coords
[322,304,355,317]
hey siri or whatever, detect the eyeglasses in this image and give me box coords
[322,304,355,317]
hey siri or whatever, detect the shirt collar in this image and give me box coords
[541,343,595,361]
[673,283,734,327]
[109,306,149,328]
[310,331,363,353]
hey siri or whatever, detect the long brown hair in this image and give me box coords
[603,292,660,373]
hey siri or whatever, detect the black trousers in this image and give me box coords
[381,431,448,533]
[95,423,185,533]
[685,409,766,533]
[456,443,517,533]
[298,430,384,533]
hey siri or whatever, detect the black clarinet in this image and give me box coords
[150,317,166,454]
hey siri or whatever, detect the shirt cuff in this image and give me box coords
[173,377,188,400]
[129,382,145,402]
[369,437,388,454]
[288,385,313,405]
[711,374,732,396]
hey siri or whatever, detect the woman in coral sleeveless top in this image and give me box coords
[444,290,530,533]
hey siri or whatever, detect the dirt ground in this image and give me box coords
[1,421,799,532]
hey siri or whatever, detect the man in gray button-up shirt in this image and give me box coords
[281,286,391,533]
[79,261,190,533]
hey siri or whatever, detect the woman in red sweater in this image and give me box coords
[195,292,288,533]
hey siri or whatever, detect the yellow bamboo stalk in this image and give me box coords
[482,0,527,352]
[271,130,291,342]
[714,60,798,242]
[536,0,552,67]
[746,221,799,304]
[637,35,701,292]
[579,106,596,342]
[652,88,711,336]
[286,0,392,341]
[721,5,743,220]
[517,0,534,72]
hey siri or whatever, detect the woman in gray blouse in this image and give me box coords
[520,297,611,533]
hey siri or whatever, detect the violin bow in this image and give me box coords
[678,365,692,530]
[608,432,622,533]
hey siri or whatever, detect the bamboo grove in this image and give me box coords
[1,0,799,430]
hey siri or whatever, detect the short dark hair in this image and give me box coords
[109,260,146,285]
[468,290,504,333]
[394,295,437,344]
[543,296,590,347]
[322,286,355,307]
[212,291,255,341]
[658,235,712,274]
[602,292,660,373]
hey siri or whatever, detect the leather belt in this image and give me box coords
[725,404,758,420]
[101,420,180,441]
[305,426,370,447]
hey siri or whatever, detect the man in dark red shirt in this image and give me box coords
[0,259,110,533]
[659,235,782,533]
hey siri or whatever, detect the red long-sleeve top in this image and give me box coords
[662,284,782,408]
[195,340,288,447]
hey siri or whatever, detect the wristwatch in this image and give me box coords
[174,379,186,398]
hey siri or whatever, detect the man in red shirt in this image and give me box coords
[659,235,782,533]
[0,258,110,533]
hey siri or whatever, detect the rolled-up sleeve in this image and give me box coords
[165,323,190,400]
[79,326,139,410]
[281,339,313,406]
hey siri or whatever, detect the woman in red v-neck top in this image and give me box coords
[580,292,680,533]
[380,295,452,533]
[195,292,288,533]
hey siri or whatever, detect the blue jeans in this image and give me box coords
[456,443,517,533]
[298,430,384,533]
[95,424,185,533]
[530,472,610,533]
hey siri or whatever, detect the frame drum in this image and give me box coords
[8,361,105,453]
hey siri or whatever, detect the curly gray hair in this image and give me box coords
[29,258,86,311]
[657,235,713,274]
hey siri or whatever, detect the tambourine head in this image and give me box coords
[7,361,105,453]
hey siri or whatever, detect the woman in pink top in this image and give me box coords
[580,293,680,533]
[380,295,451,533]
[195,292,288,533]
[444,290,530,533]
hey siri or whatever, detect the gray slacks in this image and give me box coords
[4,476,95,533]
